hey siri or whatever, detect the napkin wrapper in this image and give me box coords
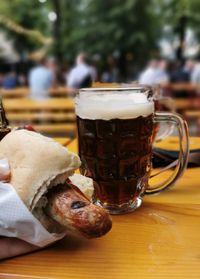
[0,182,66,247]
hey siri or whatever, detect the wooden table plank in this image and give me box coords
[154,135,200,151]
[0,87,75,98]
[32,123,76,133]
[53,137,71,146]
[1,137,200,279]
[3,98,75,111]
[7,112,76,122]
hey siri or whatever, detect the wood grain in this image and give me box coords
[3,98,76,136]
[54,137,71,146]
[0,87,75,98]
[3,98,74,111]
[7,112,76,122]
[154,135,200,151]
[1,137,200,279]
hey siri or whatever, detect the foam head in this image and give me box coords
[75,89,154,120]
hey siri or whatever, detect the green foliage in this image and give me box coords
[57,0,161,62]
[0,0,50,54]
[1,0,200,62]
[0,0,162,62]
[153,0,200,39]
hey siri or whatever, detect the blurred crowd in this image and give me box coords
[138,59,198,85]
[1,53,200,99]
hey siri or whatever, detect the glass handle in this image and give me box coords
[154,97,175,142]
[145,112,189,195]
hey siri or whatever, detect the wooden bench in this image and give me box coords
[0,87,76,98]
[184,110,200,136]
[49,87,76,97]
[162,83,200,99]
[173,98,200,112]
[3,98,74,111]
[184,111,200,118]
[1,83,199,99]
[3,98,76,137]
[33,123,76,134]
[54,137,72,146]
[0,88,28,98]
[92,82,120,88]
[7,112,76,122]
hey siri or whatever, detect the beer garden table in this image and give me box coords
[0,136,200,279]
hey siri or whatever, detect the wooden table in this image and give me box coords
[54,137,72,146]
[1,137,200,278]
[3,98,75,111]
[3,99,76,137]
[0,87,75,98]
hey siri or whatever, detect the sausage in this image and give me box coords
[0,158,112,238]
[45,182,112,238]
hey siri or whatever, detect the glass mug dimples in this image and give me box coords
[75,88,189,214]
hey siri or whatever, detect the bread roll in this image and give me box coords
[0,130,112,238]
[0,130,80,211]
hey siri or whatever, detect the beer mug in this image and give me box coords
[75,87,189,214]
[153,96,175,141]
[122,83,176,141]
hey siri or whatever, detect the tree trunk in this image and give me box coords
[176,14,187,63]
[51,0,62,61]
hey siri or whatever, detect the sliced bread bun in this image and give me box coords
[0,130,81,212]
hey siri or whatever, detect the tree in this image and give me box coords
[2,0,200,64]
[60,0,161,59]
[48,0,162,76]
[153,0,200,60]
[0,0,51,57]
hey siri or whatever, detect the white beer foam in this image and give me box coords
[75,92,154,120]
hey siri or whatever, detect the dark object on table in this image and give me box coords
[153,148,200,168]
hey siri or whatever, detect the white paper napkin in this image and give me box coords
[0,182,66,247]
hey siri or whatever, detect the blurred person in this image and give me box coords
[28,57,54,99]
[155,59,169,84]
[191,59,200,84]
[47,57,64,86]
[170,60,194,82]
[64,62,70,85]
[89,62,98,82]
[67,53,93,89]
[101,56,120,83]
[0,73,4,87]
[139,59,159,85]
[47,57,57,72]
[17,73,27,86]
[2,72,17,89]
[101,65,111,83]
[139,59,169,85]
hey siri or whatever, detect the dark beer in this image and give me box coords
[76,89,155,212]
[76,88,189,213]
[77,114,154,208]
